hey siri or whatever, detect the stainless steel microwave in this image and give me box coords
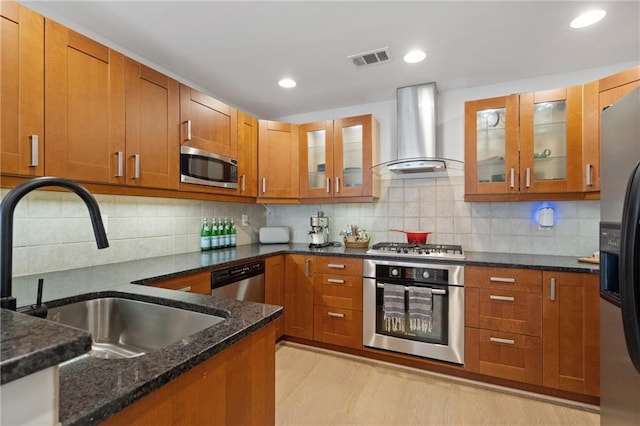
[180,145,238,189]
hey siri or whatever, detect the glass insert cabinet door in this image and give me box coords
[299,120,334,197]
[519,86,583,193]
[464,94,519,195]
[334,115,374,198]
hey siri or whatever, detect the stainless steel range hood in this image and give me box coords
[384,82,463,174]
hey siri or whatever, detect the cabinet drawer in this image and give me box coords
[313,274,362,310]
[466,287,541,336]
[148,272,211,295]
[313,306,363,349]
[465,327,542,385]
[466,266,541,293]
[313,257,362,276]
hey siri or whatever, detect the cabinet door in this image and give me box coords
[299,120,334,198]
[1,2,44,177]
[237,111,258,197]
[465,95,519,196]
[44,20,125,183]
[519,87,583,194]
[125,59,179,189]
[542,272,600,396]
[283,254,313,340]
[334,114,377,198]
[179,84,237,159]
[257,120,299,200]
[265,255,285,339]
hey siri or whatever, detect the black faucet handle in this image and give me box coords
[30,278,48,318]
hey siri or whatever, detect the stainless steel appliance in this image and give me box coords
[180,145,238,189]
[211,260,265,302]
[367,242,465,259]
[363,255,465,364]
[600,87,640,425]
[308,211,330,248]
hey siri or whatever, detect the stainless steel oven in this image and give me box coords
[363,258,464,364]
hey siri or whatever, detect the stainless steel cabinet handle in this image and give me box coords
[550,277,556,301]
[375,283,446,295]
[115,151,124,177]
[177,286,192,292]
[328,312,345,318]
[241,175,246,192]
[305,259,311,277]
[525,167,531,188]
[326,178,331,193]
[490,295,515,302]
[133,154,141,179]
[185,120,192,141]
[586,164,593,186]
[490,337,515,345]
[509,168,515,189]
[335,177,341,193]
[328,263,345,269]
[262,177,266,194]
[489,276,516,283]
[327,278,345,284]
[29,135,38,167]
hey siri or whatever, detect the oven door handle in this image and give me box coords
[376,283,446,295]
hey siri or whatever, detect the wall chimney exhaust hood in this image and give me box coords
[379,82,463,174]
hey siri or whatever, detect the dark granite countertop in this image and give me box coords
[5,243,597,425]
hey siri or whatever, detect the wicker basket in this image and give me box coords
[344,239,370,248]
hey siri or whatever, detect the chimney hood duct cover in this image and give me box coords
[385,82,463,173]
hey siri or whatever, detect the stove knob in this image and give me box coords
[403,248,409,254]
[422,271,430,279]
[417,250,423,254]
[390,268,400,277]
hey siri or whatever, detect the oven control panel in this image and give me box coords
[377,265,449,285]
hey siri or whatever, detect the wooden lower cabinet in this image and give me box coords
[146,271,211,295]
[265,255,285,339]
[542,271,600,397]
[100,321,276,426]
[313,305,362,349]
[283,254,314,340]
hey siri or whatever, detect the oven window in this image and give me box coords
[375,282,448,345]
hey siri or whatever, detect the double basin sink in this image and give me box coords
[47,296,225,359]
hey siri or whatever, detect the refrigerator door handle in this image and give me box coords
[620,160,640,374]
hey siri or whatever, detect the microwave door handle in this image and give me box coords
[620,161,640,373]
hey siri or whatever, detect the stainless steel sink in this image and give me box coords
[47,297,225,359]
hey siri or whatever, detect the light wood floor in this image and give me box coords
[275,342,599,426]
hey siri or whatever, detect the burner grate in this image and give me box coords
[367,242,464,259]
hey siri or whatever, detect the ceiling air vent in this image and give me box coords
[348,48,392,69]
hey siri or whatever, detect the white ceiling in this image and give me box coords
[22,1,640,119]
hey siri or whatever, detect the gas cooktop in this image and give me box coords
[366,242,465,259]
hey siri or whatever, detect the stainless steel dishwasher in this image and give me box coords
[211,260,265,302]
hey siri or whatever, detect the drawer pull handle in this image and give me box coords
[29,135,39,167]
[328,312,345,318]
[327,278,345,284]
[490,337,515,345]
[177,286,192,292]
[328,263,345,269]
[489,276,516,283]
[489,295,515,302]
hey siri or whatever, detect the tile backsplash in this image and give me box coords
[2,189,266,276]
[266,176,600,257]
[3,176,600,276]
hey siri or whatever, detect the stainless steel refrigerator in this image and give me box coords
[600,87,640,425]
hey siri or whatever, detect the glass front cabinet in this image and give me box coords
[300,114,378,200]
[465,86,583,200]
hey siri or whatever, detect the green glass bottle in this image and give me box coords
[222,217,230,248]
[211,218,220,250]
[230,218,237,247]
[200,218,210,251]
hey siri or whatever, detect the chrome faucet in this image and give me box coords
[0,177,109,310]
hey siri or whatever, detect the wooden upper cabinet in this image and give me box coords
[299,120,334,198]
[1,2,44,177]
[464,95,520,197]
[583,65,640,193]
[257,120,300,200]
[237,111,258,197]
[542,272,600,397]
[519,86,583,194]
[179,85,238,159]
[44,19,125,184]
[125,59,179,189]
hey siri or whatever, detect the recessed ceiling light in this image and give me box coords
[278,78,296,88]
[570,9,606,28]
[403,50,426,64]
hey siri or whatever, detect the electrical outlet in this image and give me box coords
[241,214,248,226]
